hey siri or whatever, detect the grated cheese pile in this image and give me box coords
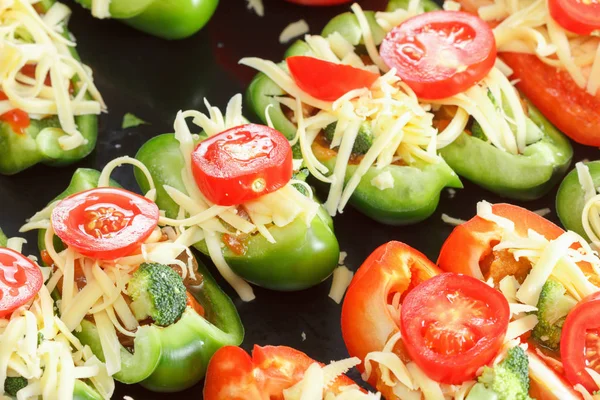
[0,236,113,400]
[240,3,534,217]
[476,0,600,96]
[576,162,600,250]
[282,357,381,400]
[0,0,106,150]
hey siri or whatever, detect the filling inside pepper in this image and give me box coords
[0,235,113,400]
[240,3,552,217]
[0,0,105,150]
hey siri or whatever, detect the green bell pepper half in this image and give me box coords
[37,168,244,392]
[74,0,219,40]
[556,161,600,241]
[0,228,6,247]
[134,133,340,291]
[0,0,98,175]
[382,1,573,201]
[245,1,462,225]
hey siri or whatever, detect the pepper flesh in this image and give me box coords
[74,0,219,40]
[245,1,462,226]
[0,0,98,176]
[135,133,340,291]
[556,161,600,241]
[37,168,244,392]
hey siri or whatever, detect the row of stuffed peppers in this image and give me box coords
[243,0,576,225]
[200,200,600,399]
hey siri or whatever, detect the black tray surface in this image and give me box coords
[0,0,597,398]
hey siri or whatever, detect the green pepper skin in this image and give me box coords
[245,1,462,225]
[0,1,98,175]
[135,133,340,291]
[556,161,600,241]
[439,104,573,200]
[75,0,219,40]
[38,168,244,392]
[0,228,7,247]
[73,380,104,400]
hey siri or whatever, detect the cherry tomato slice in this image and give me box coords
[0,109,30,134]
[401,272,510,384]
[0,248,43,318]
[203,345,359,399]
[379,11,496,100]
[561,292,600,392]
[548,0,600,35]
[51,187,159,260]
[286,56,380,101]
[191,124,293,206]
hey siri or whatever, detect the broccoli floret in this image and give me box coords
[468,346,532,400]
[324,122,373,155]
[128,263,187,327]
[4,377,27,396]
[292,168,310,196]
[532,279,577,351]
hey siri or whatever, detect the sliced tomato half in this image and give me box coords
[203,345,359,400]
[548,0,600,35]
[341,241,441,383]
[401,272,510,384]
[379,11,496,99]
[51,187,160,260]
[0,248,43,318]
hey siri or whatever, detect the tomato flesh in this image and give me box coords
[548,0,600,35]
[203,345,358,399]
[380,11,496,100]
[287,56,380,101]
[191,124,293,206]
[0,109,30,134]
[562,292,600,392]
[0,248,43,318]
[401,273,510,384]
[51,187,160,260]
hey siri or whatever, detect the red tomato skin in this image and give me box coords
[286,56,380,102]
[203,345,359,400]
[561,292,600,392]
[401,273,510,384]
[284,0,351,5]
[501,52,600,147]
[51,187,160,261]
[379,11,496,100]
[191,124,293,206]
[341,241,441,384]
[548,0,600,35]
[0,248,43,318]
[437,203,564,279]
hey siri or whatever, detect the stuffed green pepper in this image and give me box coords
[134,94,340,296]
[557,161,600,247]
[0,229,110,400]
[242,0,572,226]
[74,0,218,40]
[19,167,244,393]
[0,0,105,175]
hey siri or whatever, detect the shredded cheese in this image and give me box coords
[477,0,600,96]
[280,20,310,44]
[91,0,112,19]
[246,0,264,17]
[0,0,105,150]
[329,266,354,304]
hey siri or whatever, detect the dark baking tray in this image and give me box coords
[0,0,597,398]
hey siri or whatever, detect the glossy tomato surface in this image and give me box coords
[401,272,510,384]
[1,0,598,398]
[0,248,43,318]
[191,124,293,206]
[548,0,600,35]
[51,187,159,260]
[380,10,496,99]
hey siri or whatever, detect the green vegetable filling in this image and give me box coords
[4,377,28,397]
[323,122,373,155]
[532,279,577,351]
[467,346,532,400]
[128,262,187,327]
